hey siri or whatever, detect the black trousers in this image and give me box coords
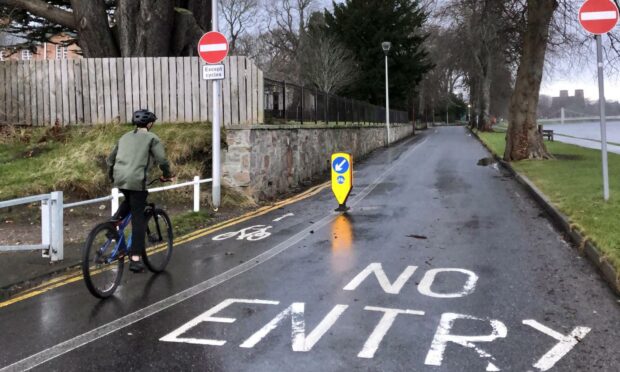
[116,190,148,257]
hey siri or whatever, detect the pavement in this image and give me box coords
[0,127,618,372]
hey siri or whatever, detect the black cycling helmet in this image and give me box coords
[132,109,157,127]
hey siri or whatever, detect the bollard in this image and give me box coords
[193,176,200,212]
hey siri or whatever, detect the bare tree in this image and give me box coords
[220,0,258,54]
[299,31,357,95]
[263,0,317,80]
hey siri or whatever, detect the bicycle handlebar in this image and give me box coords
[147,177,174,186]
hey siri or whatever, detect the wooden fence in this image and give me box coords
[0,56,264,127]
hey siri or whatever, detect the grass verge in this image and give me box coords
[0,123,215,200]
[477,131,620,271]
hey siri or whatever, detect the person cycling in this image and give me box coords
[106,109,174,273]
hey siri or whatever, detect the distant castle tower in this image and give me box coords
[551,89,586,113]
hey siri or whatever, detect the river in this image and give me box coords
[544,120,620,154]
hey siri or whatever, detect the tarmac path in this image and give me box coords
[0,127,618,371]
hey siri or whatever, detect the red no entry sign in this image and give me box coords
[579,0,619,35]
[197,32,229,64]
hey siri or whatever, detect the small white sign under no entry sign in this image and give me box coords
[203,64,225,80]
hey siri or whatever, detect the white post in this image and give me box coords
[193,176,200,212]
[212,0,222,210]
[50,191,63,262]
[41,198,51,258]
[596,35,610,201]
[111,187,120,216]
[385,55,391,145]
[560,107,565,125]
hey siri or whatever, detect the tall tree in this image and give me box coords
[324,0,431,109]
[504,0,556,161]
[0,0,211,57]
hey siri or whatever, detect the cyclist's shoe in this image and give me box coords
[129,259,146,273]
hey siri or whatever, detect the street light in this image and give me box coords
[382,41,391,145]
[467,104,471,123]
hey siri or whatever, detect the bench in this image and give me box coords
[538,125,554,141]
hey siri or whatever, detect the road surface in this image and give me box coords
[0,127,618,372]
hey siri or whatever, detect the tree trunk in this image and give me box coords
[71,0,119,57]
[117,0,176,56]
[504,0,557,161]
[170,8,206,56]
[480,52,492,131]
[2,0,211,57]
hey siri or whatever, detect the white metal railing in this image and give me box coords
[0,176,212,262]
[0,192,63,261]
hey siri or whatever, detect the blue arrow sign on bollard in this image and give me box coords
[333,157,350,174]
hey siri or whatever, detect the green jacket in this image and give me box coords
[107,129,172,191]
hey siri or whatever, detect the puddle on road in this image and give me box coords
[477,157,496,166]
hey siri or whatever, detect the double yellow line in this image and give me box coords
[0,181,330,309]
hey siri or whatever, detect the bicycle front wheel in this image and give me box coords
[82,223,124,298]
[143,208,173,273]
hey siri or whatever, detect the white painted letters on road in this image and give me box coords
[357,306,425,359]
[523,319,591,371]
[240,303,349,352]
[417,268,479,298]
[343,263,418,294]
[160,299,279,346]
[424,313,507,372]
[343,264,478,298]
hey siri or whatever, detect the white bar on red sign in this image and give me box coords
[199,44,228,52]
[581,11,617,21]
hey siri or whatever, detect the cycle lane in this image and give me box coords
[3,128,619,371]
[0,132,426,370]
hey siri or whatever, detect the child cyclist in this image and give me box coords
[107,110,174,273]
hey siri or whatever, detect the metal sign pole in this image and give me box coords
[212,0,221,210]
[385,55,391,144]
[596,35,610,201]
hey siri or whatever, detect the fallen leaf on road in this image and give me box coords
[406,234,427,240]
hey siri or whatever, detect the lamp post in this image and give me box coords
[382,41,391,145]
[467,104,471,124]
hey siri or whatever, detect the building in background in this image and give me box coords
[0,33,81,62]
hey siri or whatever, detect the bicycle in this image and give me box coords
[82,183,174,298]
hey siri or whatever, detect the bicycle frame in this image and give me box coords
[101,213,133,264]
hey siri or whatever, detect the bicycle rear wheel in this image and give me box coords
[143,208,173,273]
[82,223,124,298]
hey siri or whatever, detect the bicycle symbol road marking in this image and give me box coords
[212,225,273,242]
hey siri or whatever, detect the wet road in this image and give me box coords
[1,127,618,371]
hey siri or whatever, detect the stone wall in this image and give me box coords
[223,124,414,200]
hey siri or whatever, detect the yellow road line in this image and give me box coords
[0,181,330,309]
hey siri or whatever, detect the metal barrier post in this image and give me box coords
[193,176,200,212]
[111,187,120,216]
[50,191,63,261]
[41,198,51,258]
